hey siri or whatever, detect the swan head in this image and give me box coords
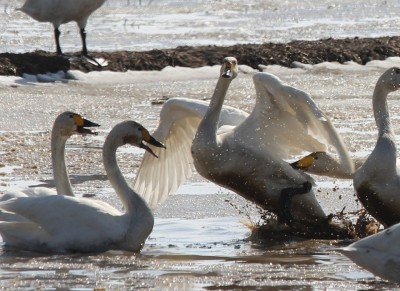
[54,111,99,137]
[109,120,166,158]
[221,57,238,79]
[378,67,400,92]
[290,151,345,176]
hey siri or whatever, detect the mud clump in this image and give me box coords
[249,209,380,241]
[1,36,400,76]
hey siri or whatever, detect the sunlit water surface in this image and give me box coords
[0,0,400,290]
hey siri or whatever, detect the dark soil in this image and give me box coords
[2,36,400,76]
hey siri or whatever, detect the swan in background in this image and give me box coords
[0,120,165,253]
[352,67,400,228]
[190,57,353,228]
[2,111,99,200]
[339,222,400,283]
[18,0,106,58]
[134,61,353,212]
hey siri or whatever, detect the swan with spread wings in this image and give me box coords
[134,59,353,215]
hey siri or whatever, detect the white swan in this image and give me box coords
[18,0,106,56]
[0,120,165,253]
[339,222,400,283]
[352,67,400,228]
[190,57,353,228]
[297,68,400,228]
[134,62,353,211]
[2,111,99,200]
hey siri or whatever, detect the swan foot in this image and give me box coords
[278,181,312,225]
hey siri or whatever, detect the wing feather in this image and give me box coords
[133,97,248,208]
[245,72,353,174]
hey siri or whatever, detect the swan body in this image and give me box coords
[191,57,353,228]
[134,66,353,211]
[0,120,165,253]
[18,0,106,55]
[340,223,400,283]
[2,111,99,201]
[352,67,400,228]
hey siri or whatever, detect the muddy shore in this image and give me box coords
[1,36,400,76]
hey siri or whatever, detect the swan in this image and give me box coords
[339,222,400,283]
[18,0,106,57]
[352,67,400,228]
[2,111,99,200]
[0,120,165,253]
[134,61,353,212]
[190,57,353,228]
[295,68,400,228]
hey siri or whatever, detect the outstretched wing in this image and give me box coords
[133,97,248,209]
[241,72,353,175]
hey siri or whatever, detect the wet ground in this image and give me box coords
[1,36,400,76]
[0,60,400,289]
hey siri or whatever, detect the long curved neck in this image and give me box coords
[51,131,73,196]
[197,77,232,143]
[103,138,145,214]
[373,85,393,136]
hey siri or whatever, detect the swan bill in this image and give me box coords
[290,152,324,170]
[221,58,237,78]
[139,127,166,158]
[74,114,100,135]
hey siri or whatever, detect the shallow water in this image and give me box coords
[0,0,400,289]
[1,0,400,53]
[0,61,400,289]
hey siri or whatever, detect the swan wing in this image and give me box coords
[249,72,354,174]
[133,97,248,208]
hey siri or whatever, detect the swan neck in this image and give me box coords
[200,77,232,136]
[373,85,393,136]
[51,130,73,196]
[103,138,146,214]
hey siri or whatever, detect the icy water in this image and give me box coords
[0,0,400,290]
[1,0,400,53]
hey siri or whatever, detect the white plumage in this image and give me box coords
[0,120,165,253]
[135,56,352,229]
[191,57,354,226]
[1,111,99,202]
[340,223,400,283]
[133,97,249,208]
[18,0,106,56]
[353,67,400,228]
